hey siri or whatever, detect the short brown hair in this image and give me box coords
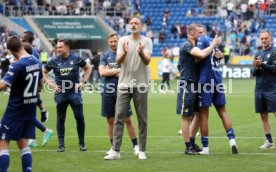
[7,36,22,53]
[259,30,272,38]
[57,39,70,48]
[20,31,35,44]
[187,23,198,35]
[107,32,118,40]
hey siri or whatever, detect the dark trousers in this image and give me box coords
[55,94,85,145]
[161,72,170,90]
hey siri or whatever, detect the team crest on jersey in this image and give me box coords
[108,63,119,69]
[60,68,73,76]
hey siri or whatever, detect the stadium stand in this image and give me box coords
[1,0,276,58]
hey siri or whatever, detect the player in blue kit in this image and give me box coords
[99,33,139,156]
[176,24,221,155]
[252,30,276,149]
[20,31,53,147]
[43,39,91,152]
[0,36,43,172]
[196,25,238,155]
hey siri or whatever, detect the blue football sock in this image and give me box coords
[265,133,273,143]
[226,128,235,140]
[35,119,46,132]
[201,136,209,147]
[21,147,32,172]
[0,149,10,172]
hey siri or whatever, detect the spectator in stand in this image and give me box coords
[133,9,140,18]
[134,0,140,11]
[243,43,252,55]
[145,17,152,28]
[180,24,187,38]
[146,27,153,41]
[123,11,131,24]
[171,24,179,39]
[226,0,234,16]
[159,30,166,43]
[259,1,268,18]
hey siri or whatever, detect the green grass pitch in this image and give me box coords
[1,79,276,172]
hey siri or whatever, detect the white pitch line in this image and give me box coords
[8,149,276,156]
[35,135,267,139]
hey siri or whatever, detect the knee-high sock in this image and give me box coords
[0,149,9,172]
[21,147,32,172]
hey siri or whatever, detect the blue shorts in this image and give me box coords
[198,84,226,107]
[176,81,198,116]
[101,94,132,118]
[255,90,276,113]
[0,117,35,141]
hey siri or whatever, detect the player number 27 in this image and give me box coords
[24,71,39,98]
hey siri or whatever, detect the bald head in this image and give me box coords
[130,17,142,34]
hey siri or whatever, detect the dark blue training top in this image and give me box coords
[44,53,86,95]
[178,40,200,83]
[2,55,42,120]
[197,35,222,85]
[100,50,120,95]
[32,47,40,59]
[252,46,276,91]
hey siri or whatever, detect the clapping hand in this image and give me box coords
[137,42,144,56]
[123,41,129,54]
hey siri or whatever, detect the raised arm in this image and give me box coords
[190,36,221,59]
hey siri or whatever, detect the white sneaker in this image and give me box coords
[138,151,147,160]
[104,149,120,160]
[133,145,139,155]
[105,147,113,156]
[229,139,239,154]
[28,139,37,147]
[178,129,182,135]
[259,140,275,149]
[199,147,209,155]
[160,90,166,94]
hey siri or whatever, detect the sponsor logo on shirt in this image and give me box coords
[60,68,73,76]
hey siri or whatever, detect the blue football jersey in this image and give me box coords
[2,55,43,120]
[100,50,119,95]
[44,53,86,95]
[197,35,222,85]
[32,48,40,59]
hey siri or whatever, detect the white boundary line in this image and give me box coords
[7,149,276,156]
[35,135,267,139]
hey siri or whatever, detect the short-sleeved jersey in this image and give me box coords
[117,35,153,88]
[100,50,119,95]
[197,35,222,85]
[178,40,199,83]
[44,53,86,95]
[32,47,40,59]
[2,55,42,120]
[253,46,276,91]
